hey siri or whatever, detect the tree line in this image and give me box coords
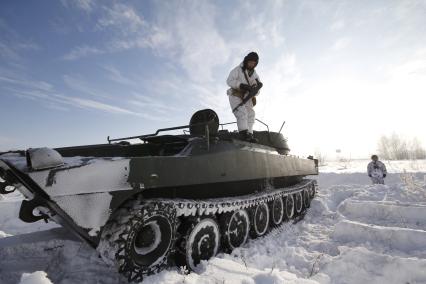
[377,133,426,160]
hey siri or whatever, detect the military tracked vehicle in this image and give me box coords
[0,109,318,282]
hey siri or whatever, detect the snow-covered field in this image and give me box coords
[1,159,426,284]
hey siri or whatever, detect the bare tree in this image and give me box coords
[409,138,426,159]
[378,133,426,160]
[378,136,391,160]
[338,156,352,170]
[314,149,327,166]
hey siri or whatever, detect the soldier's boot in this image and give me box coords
[239,130,249,141]
[247,132,258,143]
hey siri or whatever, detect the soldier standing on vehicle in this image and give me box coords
[226,52,263,143]
[367,155,387,184]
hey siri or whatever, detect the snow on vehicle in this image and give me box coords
[0,109,318,282]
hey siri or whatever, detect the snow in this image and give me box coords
[144,258,317,284]
[337,200,426,229]
[27,148,64,171]
[19,271,53,284]
[29,158,132,197]
[334,220,426,255]
[0,159,426,283]
[1,153,132,231]
[0,153,132,197]
[320,159,426,173]
[52,192,113,229]
[0,191,59,235]
[312,246,426,284]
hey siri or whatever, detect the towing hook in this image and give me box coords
[19,198,49,223]
[0,168,16,194]
[0,181,15,194]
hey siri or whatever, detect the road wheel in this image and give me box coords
[220,209,250,252]
[303,189,310,209]
[284,195,294,220]
[294,192,303,215]
[309,183,316,198]
[269,197,284,227]
[177,217,220,271]
[249,203,270,238]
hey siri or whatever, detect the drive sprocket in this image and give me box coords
[98,200,177,282]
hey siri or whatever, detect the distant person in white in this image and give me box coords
[367,155,387,184]
[226,52,262,143]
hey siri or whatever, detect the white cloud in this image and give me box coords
[60,0,95,12]
[59,95,168,121]
[262,54,302,95]
[331,19,345,31]
[65,96,137,115]
[62,3,165,60]
[254,53,303,130]
[102,66,138,87]
[331,37,351,51]
[191,83,229,113]
[108,37,151,51]
[148,1,230,83]
[76,0,94,12]
[5,87,162,119]
[139,74,187,100]
[0,75,53,92]
[45,102,70,112]
[63,74,110,98]
[15,42,41,51]
[128,93,179,115]
[0,20,41,62]
[237,0,286,48]
[62,1,230,83]
[0,42,21,61]
[145,26,172,49]
[63,39,156,60]
[63,45,105,60]
[388,57,426,78]
[1,71,168,121]
[97,3,146,32]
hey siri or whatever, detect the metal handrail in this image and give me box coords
[255,118,269,133]
[219,120,271,132]
[107,120,221,144]
[219,122,237,130]
[108,124,191,143]
[107,117,273,144]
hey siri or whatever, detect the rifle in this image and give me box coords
[232,83,262,113]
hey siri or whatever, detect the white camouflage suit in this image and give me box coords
[367,160,387,184]
[226,63,260,133]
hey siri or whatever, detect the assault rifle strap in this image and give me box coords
[242,67,252,90]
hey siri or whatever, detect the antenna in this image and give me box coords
[278,121,286,134]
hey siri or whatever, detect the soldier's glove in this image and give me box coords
[239,83,251,91]
[383,174,386,178]
[255,81,263,89]
[368,174,372,177]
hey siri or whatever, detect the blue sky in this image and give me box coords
[1,0,425,158]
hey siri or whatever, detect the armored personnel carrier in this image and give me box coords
[0,109,318,282]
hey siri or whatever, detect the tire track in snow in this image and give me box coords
[337,200,426,230]
[333,220,426,257]
[311,246,426,284]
